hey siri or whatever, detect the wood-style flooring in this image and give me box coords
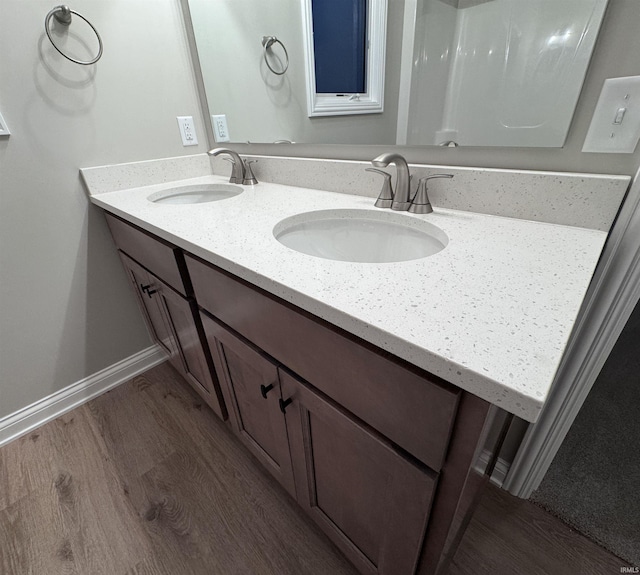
[0,363,629,575]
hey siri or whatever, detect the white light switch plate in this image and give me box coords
[583,76,640,153]
[176,116,198,146]
[0,111,10,136]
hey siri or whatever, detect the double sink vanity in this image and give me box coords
[82,152,629,575]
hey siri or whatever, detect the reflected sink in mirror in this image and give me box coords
[274,209,448,263]
[148,183,243,205]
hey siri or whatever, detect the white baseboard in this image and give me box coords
[476,450,511,488]
[0,345,166,448]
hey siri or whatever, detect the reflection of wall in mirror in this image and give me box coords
[188,0,404,145]
[403,0,608,147]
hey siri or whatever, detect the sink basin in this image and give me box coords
[274,209,448,263]
[148,183,243,205]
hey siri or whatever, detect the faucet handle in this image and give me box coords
[366,168,394,209]
[409,174,453,214]
[242,159,259,185]
[423,173,455,181]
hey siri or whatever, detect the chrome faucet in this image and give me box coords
[371,153,412,211]
[208,148,246,184]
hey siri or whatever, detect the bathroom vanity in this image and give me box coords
[82,154,628,575]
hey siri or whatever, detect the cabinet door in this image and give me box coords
[157,284,226,420]
[280,369,437,575]
[119,253,178,361]
[201,313,295,497]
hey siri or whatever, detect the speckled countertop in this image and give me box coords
[89,174,607,422]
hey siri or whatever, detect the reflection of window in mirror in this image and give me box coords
[302,0,387,117]
[312,0,367,94]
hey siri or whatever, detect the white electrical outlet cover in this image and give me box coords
[212,114,230,143]
[583,76,640,154]
[0,111,10,136]
[177,116,198,146]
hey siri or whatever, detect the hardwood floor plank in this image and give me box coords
[0,491,77,575]
[450,481,629,574]
[83,373,177,478]
[0,362,629,575]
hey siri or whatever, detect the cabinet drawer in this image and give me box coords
[105,213,186,296]
[186,255,460,472]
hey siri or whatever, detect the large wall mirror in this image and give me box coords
[185,0,608,147]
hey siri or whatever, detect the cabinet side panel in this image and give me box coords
[417,392,491,575]
[159,287,226,420]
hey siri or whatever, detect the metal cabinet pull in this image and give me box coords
[140,283,151,293]
[260,383,274,399]
[146,289,158,298]
[279,397,293,414]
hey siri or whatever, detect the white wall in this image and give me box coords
[0,0,208,419]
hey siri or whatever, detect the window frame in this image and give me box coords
[302,0,387,117]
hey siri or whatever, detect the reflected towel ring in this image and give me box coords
[45,5,103,65]
[262,36,289,75]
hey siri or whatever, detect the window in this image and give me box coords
[302,0,387,117]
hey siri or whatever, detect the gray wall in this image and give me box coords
[0,0,208,419]
[229,0,640,177]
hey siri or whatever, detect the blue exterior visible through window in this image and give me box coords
[311,0,367,94]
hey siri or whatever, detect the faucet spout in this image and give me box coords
[371,153,411,211]
[208,147,245,184]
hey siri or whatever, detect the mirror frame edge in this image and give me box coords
[179,0,216,150]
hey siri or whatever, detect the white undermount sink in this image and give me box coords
[274,209,448,263]
[148,183,243,204]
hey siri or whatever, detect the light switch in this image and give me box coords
[583,76,640,153]
[613,107,627,125]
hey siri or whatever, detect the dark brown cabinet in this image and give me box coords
[106,214,226,420]
[119,252,225,419]
[103,211,502,575]
[280,370,437,575]
[157,282,226,419]
[200,311,438,575]
[201,313,296,496]
[119,252,178,362]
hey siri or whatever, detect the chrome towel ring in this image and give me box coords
[45,5,103,65]
[262,36,289,76]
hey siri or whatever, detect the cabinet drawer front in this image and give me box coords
[281,370,436,575]
[105,213,186,296]
[187,255,459,472]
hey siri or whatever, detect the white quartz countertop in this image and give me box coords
[89,174,608,422]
